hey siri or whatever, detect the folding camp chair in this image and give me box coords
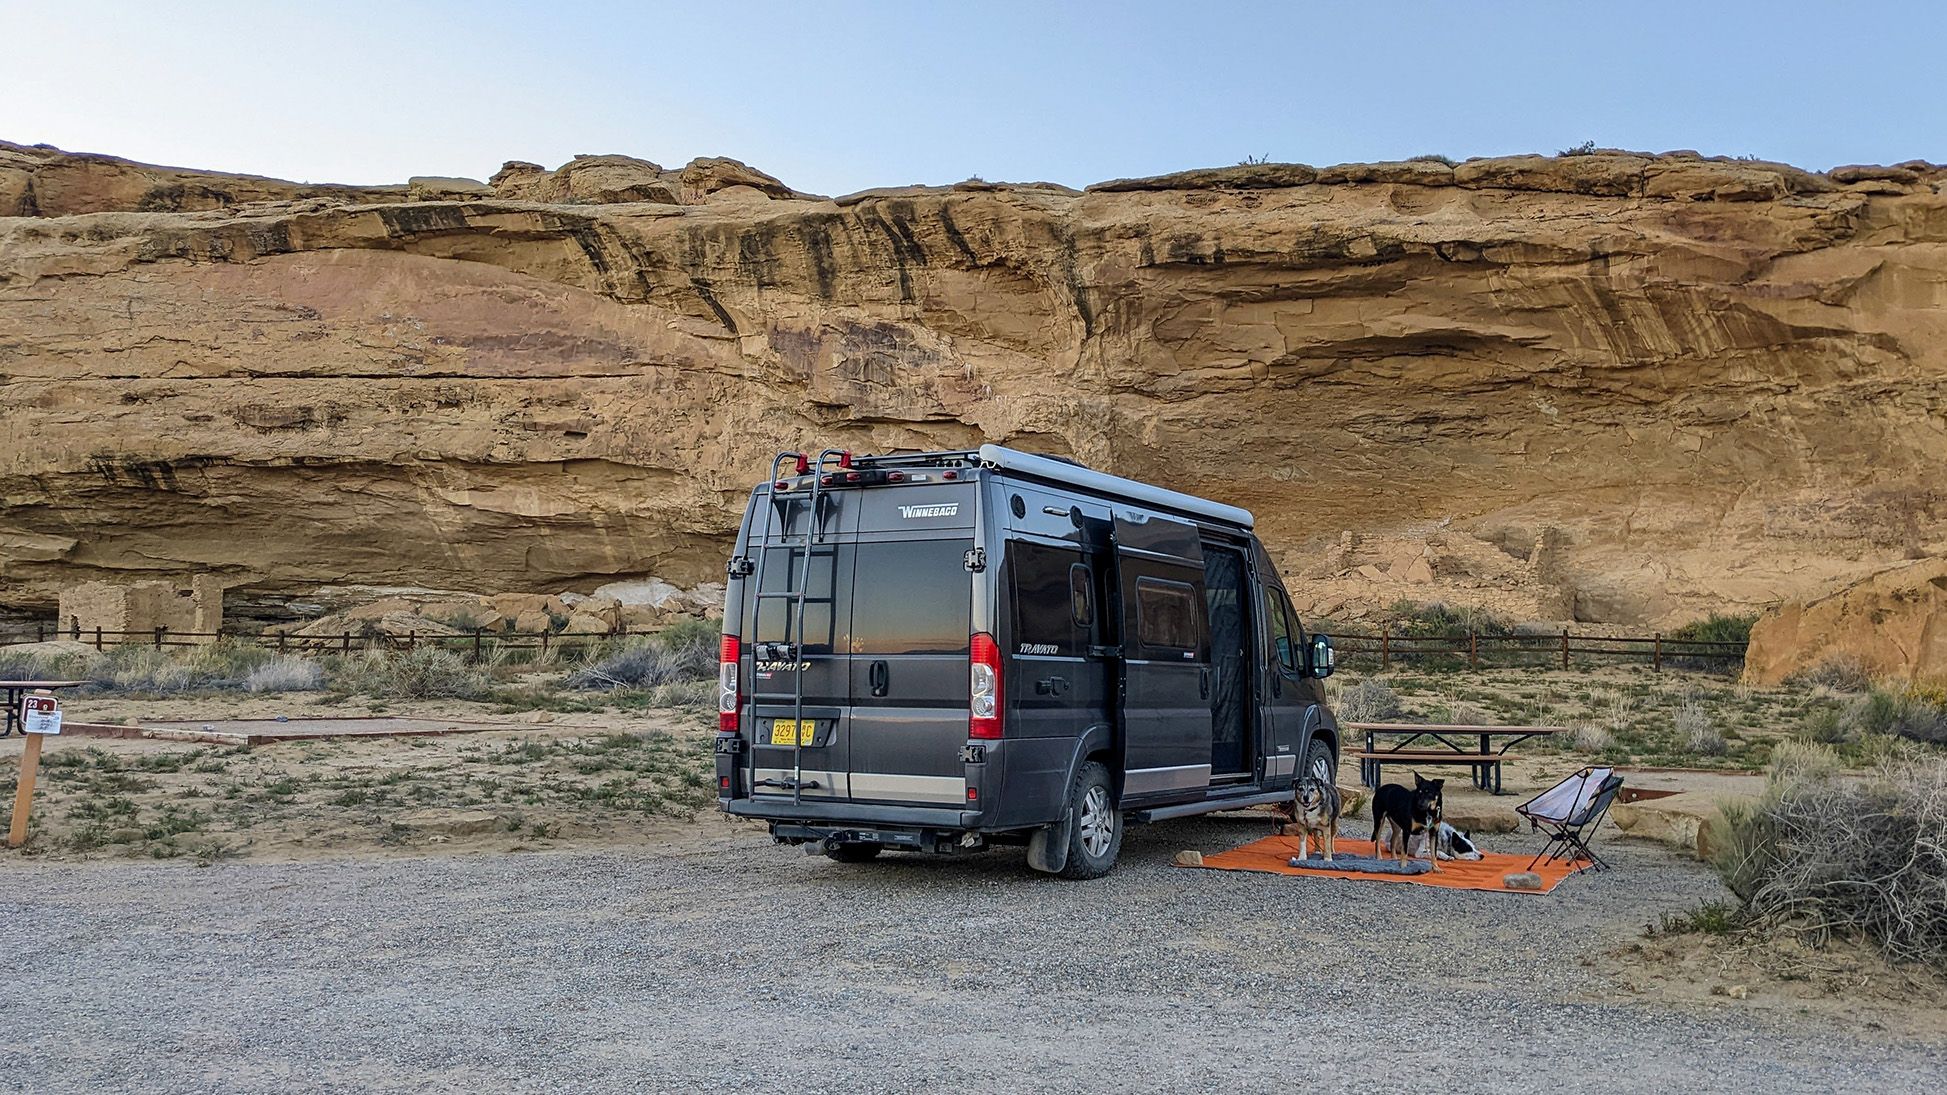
[1517,766,1624,871]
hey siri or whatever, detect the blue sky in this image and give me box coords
[8,1,1942,195]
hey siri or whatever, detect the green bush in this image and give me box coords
[1667,612,1757,646]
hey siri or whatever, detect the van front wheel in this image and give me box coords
[1058,761,1123,879]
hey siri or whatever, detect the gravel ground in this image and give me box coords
[3,817,1942,1093]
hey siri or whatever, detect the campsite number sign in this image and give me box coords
[22,693,61,735]
[8,690,62,848]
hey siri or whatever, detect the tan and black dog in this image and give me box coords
[1273,776,1343,862]
[1371,772,1444,872]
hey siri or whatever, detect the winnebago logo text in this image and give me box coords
[899,503,959,519]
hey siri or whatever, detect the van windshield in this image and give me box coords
[849,539,972,655]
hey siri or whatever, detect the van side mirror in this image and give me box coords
[1307,634,1336,678]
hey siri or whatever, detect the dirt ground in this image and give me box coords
[4,686,1943,1091]
[0,693,717,861]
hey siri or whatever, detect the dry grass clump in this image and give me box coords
[1715,743,1947,970]
[1568,720,1614,753]
[567,623,716,692]
[1332,679,1403,723]
[330,647,493,700]
[1676,700,1726,755]
[1792,653,1873,693]
[243,655,324,693]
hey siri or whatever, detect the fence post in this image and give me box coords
[153,625,164,650]
[278,631,288,654]
[1560,628,1569,670]
[35,621,43,643]
[94,626,103,651]
[214,626,224,645]
[407,630,416,652]
[342,631,351,654]
[1653,633,1662,673]
[1380,627,1391,672]
[541,630,551,658]
[473,628,483,663]
[1468,630,1478,670]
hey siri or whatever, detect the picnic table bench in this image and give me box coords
[1344,722,1564,794]
[1,680,90,737]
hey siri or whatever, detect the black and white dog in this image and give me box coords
[1413,821,1484,862]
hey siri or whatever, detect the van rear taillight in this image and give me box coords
[969,631,1002,739]
[718,634,742,733]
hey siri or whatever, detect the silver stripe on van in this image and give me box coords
[1123,763,1212,795]
[851,773,968,805]
[1264,754,1297,779]
[753,769,849,797]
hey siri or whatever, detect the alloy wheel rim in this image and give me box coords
[1310,753,1333,784]
[1080,785,1113,857]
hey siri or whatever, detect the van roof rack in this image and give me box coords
[835,444,1253,529]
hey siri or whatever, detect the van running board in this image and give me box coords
[1128,790,1293,824]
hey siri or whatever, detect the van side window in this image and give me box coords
[1011,541,1085,656]
[1069,564,1093,628]
[1136,576,1201,653]
[1268,587,1305,674]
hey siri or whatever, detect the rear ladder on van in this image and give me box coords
[748,448,851,805]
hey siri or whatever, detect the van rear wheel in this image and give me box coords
[1058,761,1123,879]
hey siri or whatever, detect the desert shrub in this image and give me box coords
[1792,653,1872,693]
[1407,153,1457,166]
[1559,140,1598,156]
[1667,612,1757,645]
[90,641,278,694]
[1664,612,1756,673]
[1796,705,1849,744]
[1675,700,1726,755]
[328,647,489,700]
[1887,687,1947,747]
[1333,679,1402,723]
[567,623,718,692]
[243,656,324,693]
[1386,599,1512,638]
[1568,720,1614,753]
[1714,746,1947,970]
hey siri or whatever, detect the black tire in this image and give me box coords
[1301,736,1337,788]
[1058,760,1123,880]
[826,842,883,863]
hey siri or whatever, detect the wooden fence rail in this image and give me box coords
[1330,628,1746,672]
[0,622,1748,673]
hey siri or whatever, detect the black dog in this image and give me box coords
[1370,773,1445,872]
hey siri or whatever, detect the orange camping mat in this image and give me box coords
[1184,836,1587,894]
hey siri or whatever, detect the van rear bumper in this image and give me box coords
[723,797,979,829]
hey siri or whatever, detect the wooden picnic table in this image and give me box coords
[1343,722,1564,794]
[0,681,90,738]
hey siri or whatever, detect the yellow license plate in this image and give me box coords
[769,719,816,746]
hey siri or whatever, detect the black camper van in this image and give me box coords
[714,445,1338,878]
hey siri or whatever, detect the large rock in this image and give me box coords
[1610,792,1749,860]
[4,144,1947,628]
[1744,559,1947,685]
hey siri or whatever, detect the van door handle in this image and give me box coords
[1035,675,1067,696]
[868,660,889,697]
[1199,667,1211,698]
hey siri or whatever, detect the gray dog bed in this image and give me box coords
[1286,854,1432,875]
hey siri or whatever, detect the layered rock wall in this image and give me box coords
[3,142,1945,625]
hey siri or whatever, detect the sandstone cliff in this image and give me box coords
[3,141,1944,626]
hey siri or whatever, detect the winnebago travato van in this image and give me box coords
[714,445,1339,879]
